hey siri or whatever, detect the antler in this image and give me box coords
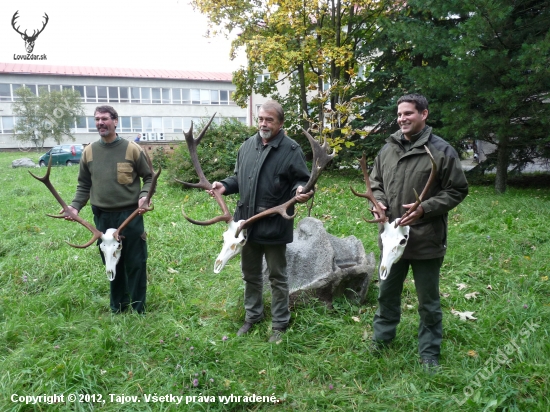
[351,145,437,227]
[112,149,162,240]
[234,128,336,237]
[29,157,103,248]
[176,113,233,226]
[11,11,25,36]
[350,153,388,224]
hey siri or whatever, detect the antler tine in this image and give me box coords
[396,145,437,227]
[29,157,103,248]
[176,113,233,226]
[113,149,162,240]
[235,128,335,237]
[350,153,388,224]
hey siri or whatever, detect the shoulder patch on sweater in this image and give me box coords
[82,144,93,164]
[125,141,143,161]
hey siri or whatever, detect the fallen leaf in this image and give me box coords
[441,293,450,298]
[486,285,493,290]
[451,309,477,321]
[467,350,478,357]
[456,283,468,290]
[464,292,479,300]
[351,316,360,322]
[171,222,177,227]
[167,267,179,274]
[406,304,414,309]
[259,370,266,375]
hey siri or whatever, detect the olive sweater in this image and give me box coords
[70,137,153,212]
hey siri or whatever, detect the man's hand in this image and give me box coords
[138,196,150,214]
[372,202,387,222]
[208,181,226,197]
[295,186,312,203]
[62,205,79,221]
[398,203,424,226]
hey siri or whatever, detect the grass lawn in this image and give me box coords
[0,150,549,411]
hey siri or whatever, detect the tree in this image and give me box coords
[377,0,550,193]
[192,0,385,155]
[12,86,84,149]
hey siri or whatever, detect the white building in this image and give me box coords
[0,62,249,149]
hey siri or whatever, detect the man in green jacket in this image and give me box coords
[369,94,468,369]
[211,100,311,343]
[67,105,153,314]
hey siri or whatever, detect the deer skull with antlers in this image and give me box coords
[351,146,437,280]
[29,153,160,280]
[177,114,335,273]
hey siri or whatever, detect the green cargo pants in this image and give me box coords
[241,241,290,330]
[93,208,148,314]
[373,256,444,360]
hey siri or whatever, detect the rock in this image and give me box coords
[263,217,375,307]
[12,158,37,168]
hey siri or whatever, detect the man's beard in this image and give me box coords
[259,129,272,140]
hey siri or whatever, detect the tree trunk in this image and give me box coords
[297,64,310,131]
[494,137,510,194]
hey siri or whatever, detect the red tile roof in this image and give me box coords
[0,62,234,82]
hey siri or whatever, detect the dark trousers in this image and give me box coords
[373,256,444,360]
[93,209,148,314]
[241,241,290,330]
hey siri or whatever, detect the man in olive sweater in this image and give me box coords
[68,105,153,314]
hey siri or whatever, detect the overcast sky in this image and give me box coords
[1,0,247,73]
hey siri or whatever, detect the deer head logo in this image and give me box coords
[11,11,49,54]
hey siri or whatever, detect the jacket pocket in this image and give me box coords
[117,163,133,185]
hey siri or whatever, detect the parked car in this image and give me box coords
[39,144,83,167]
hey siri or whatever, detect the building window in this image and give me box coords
[75,116,87,132]
[162,88,171,104]
[85,86,97,103]
[173,117,183,132]
[256,73,270,84]
[200,89,210,105]
[87,116,96,132]
[141,88,151,104]
[163,117,173,132]
[74,86,85,100]
[119,116,131,132]
[0,84,11,101]
[152,88,161,104]
[12,84,23,100]
[190,89,200,104]
[2,116,14,133]
[120,87,129,103]
[143,117,152,132]
[108,87,119,103]
[172,89,182,104]
[220,90,229,105]
[37,85,49,94]
[131,117,142,132]
[50,85,62,92]
[210,90,220,105]
[182,89,191,104]
[25,84,37,95]
[97,86,107,103]
[131,87,140,103]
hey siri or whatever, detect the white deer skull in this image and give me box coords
[379,218,410,280]
[214,220,246,273]
[99,228,123,281]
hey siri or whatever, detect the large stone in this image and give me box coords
[263,217,375,307]
[12,158,37,168]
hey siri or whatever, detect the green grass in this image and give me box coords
[0,151,549,411]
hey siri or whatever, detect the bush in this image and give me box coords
[166,118,257,186]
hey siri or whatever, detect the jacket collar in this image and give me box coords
[389,126,432,149]
[255,129,285,149]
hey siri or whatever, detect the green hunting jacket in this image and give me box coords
[221,129,310,244]
[369,126,468,260]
